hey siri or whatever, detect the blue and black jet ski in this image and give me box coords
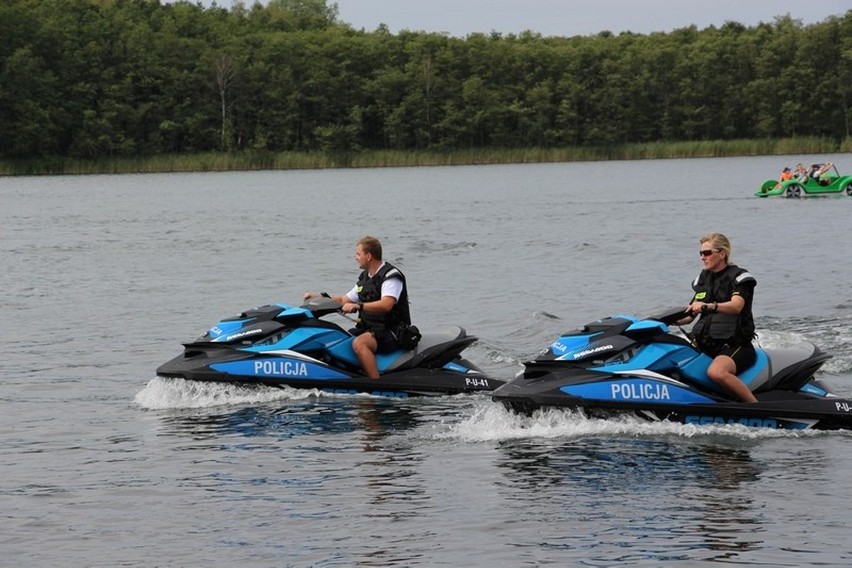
[492,307,852,430]
[157,297,501,397]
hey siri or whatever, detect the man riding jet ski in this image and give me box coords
[492,307,852,430]
[156,296,500,397]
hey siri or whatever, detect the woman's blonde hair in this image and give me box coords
[700,232,731,263]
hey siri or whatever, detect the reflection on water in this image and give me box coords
[352,402,431,530]
[153,396,422,443]
[146,395,438,566]
[494,437,763,562]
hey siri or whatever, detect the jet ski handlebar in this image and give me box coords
[300,296,349,317]
[647,306,691,325]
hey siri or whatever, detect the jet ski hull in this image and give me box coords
[493,307,852,430]
[493,374,852,430]
[157,349,498,397]
[157,299,502,397]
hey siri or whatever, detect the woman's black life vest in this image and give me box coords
[690,264,756,352]
[355,262,412,336]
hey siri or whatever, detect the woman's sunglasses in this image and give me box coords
[699,249,720,257]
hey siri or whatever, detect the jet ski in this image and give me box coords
[492,307,852,430]
[157,297,501,397]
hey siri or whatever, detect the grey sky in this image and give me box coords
[332,0,848,37]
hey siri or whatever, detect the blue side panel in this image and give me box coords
[678,353,718,390]
[550,333,598,357]
[211,357,350,380]
[245,328,348,352]
[327,337,358,365]
[739,349,769,385]
[647,345,702,372]
[561,378,716,404]
[326,339,407,373]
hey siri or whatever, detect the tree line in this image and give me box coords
[1,0,850,160]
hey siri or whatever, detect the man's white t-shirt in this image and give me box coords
[345,262,403,303]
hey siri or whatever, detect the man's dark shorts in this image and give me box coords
[372,328,400,354]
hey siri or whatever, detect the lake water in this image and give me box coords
[2,155,852,566]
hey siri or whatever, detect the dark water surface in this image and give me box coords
[3,155,852,566]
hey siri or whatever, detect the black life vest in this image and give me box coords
[690,264,756,350]
[355,262,412,335]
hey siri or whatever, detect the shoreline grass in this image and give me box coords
[1,136,849,176]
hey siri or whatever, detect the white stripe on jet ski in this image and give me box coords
[260,350,325,364]
[610,369,690,387]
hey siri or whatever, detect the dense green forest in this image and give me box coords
[1,0,850,167]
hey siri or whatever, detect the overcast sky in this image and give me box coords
[331,0,848,37]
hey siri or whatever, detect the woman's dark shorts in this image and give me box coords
[717,342,757,374]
